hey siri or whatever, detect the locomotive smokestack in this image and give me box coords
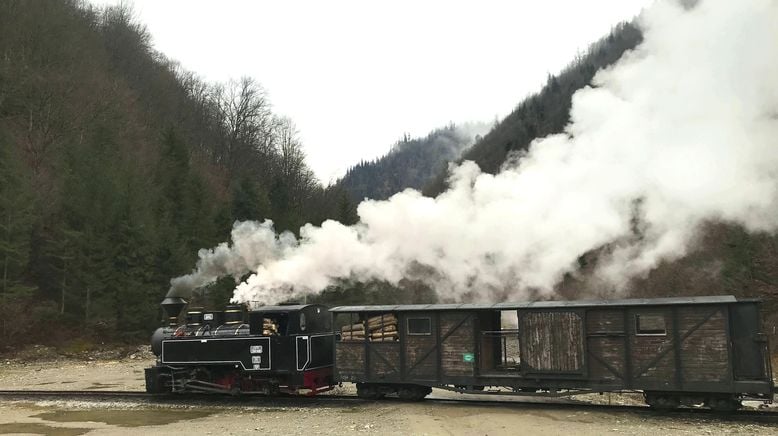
[161,296,187,326]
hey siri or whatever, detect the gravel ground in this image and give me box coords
[0,352,776,435]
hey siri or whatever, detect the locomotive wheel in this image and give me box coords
[145,375,164,394]
[644,392,680,410]
[398,385,431,401]
[356,383,383,400]
[144,367,170,394]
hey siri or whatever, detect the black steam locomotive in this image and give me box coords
[145,297,335,395]
[145,295,774,411]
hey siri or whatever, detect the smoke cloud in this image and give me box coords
[173,0,778,307]
[168,220,297,298]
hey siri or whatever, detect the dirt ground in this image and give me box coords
[0,352,776,435]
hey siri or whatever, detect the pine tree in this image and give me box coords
[0,140,37,340]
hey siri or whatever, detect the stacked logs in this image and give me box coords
[340,321,365,342]
[367,314,398,342]
[262,318,278,336]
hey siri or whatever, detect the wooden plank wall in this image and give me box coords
[586,306,730,389]
[369,343,401,379]
[628,308,675,385]
[678,307,729,383]
[586,310,626,383]
[335,343,365,379]
[440,312,475,377]
[520,311,584,372]
[629,306,729,388]
[404,313,437,380]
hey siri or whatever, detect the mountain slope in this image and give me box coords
[425,23,643,194]
[338,123,488,202]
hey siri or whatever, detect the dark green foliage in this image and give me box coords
[424,23,643,195]
[339,124,486,202]
[0,0,345,347]
[0,134,37,339]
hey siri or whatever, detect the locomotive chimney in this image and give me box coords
[161,296,187,326]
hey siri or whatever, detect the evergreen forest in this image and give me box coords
[0,1,356,347]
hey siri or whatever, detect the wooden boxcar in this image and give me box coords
[331,296,773,410]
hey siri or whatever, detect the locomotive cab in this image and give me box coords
[247,304,335,384]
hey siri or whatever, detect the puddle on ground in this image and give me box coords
[33,409,214,427]
[0,422,90,436]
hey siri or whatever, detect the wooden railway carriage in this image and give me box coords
[146,304,335,395]
[332,296,774,410]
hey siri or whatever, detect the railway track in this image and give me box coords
[0,389,775,422]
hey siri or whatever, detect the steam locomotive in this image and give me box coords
[146,298,335,395]
[145,295,774,411]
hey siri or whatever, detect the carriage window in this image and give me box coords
[636,314,666,335]
[408,317,432,335]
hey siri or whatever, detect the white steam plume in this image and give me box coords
[167,220,297,297]
[174,0,778,306]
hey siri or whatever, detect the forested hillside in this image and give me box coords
[425,23,643,194]
[338,123,488,202]
[0,0,355,347]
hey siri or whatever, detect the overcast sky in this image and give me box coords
[89,0,652,183]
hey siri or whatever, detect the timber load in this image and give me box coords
[340,321,365,341]
[367,313,398,342]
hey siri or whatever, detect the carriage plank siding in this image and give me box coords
[678,307,729,383]
[586,310,627,382]
[629,309,677,386]
[520,311,584,373]
[404,313,437,380]
[588,336,626,382]
[587,309,625,333]
[369,343,401,379]
[335,343,365,379]
[624,306,731,389]
[440,312,475,377]
[330,297,773,400]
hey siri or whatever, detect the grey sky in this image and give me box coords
[89,0,652,182]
